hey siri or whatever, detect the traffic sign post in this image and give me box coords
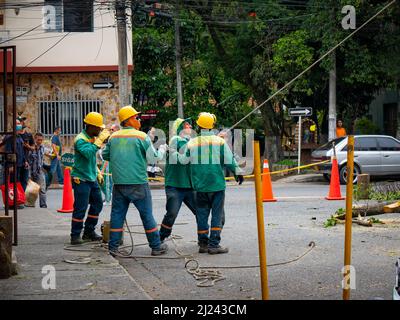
[288,107,313,174]
[298,116,302,174]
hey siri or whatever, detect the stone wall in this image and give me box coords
[4,71,130,151]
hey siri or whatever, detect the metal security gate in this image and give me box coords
[37,91,103,150]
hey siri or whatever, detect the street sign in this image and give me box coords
[92,82,114,89]
[61,153,74,167]
[288,107,312,117]
[141,109,159,120]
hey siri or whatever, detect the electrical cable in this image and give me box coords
[17,32,71,72]
[0,23,42,44]
[228,0,397,131]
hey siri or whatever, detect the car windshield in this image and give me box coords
[315,137,346,151]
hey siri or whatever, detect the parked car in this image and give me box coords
[311,135,400,184]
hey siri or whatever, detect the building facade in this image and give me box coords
[1,0,132,151]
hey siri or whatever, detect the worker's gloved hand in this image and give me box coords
[235,175,244,185]
[158,144,169,154]
[97,173,104,186]
[94,129,111,148]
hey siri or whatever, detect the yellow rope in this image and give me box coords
[100,160,330,182]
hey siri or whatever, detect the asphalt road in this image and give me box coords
[46,180,400,300]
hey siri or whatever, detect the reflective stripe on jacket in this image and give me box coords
[186,131,239,192]
[102,127,165,185]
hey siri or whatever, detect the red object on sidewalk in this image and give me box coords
[262,159,277,202]
[0,178,25,207]
[325,157,345,200]
[57,168,74,213]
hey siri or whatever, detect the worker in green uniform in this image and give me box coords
[70,112,110,245]
[102,106,168,256]
[159,118,196,242]
[186,112,243,254]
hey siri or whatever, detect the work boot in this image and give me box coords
[151,243,168,256]
[70,237,84,245]
[208,246,229,255]
[82,231,102,242]
[108,248,118,257]
[198,242,208,254]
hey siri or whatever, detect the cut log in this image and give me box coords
[334,201,396,220]
[356,174,370,200]
[353,201,395,215]
[384,201,400,214]
[352,219,372,227]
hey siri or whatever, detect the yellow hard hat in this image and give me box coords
[310,124,316,132]
[196,112,216,129]
[118,105,141,123]
[84,112,105,128]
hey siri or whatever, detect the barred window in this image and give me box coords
[38,97,102,137]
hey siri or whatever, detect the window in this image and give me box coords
[354,137,378,151]
[38,98,102,136]
[316,137,346,151]
[377,137,400,151]
[64,0,94,32]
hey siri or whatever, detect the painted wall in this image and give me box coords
[3,0,132,68]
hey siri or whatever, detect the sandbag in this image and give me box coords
[25,179,40,207]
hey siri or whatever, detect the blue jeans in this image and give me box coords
[70,180,103,238]
[160,186,196,241]
[196,190,225,248]
[109,184,161,251]
[49,158,64,185]
[31,171,47,207]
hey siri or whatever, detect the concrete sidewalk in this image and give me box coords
[0,206,150,300]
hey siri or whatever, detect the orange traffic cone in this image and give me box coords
[325,157,345,200]
[262,159,277,202]
[57,168,74,213]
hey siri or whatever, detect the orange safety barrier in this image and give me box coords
[57,168,74,213]
[325,157,345,200]
[262,159,277,202]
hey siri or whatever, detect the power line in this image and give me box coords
[229,0,398,130]
[0,23,41,44]
[18,32,71,72]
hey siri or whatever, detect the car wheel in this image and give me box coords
[323,173,331,182]
[339,164,360,185]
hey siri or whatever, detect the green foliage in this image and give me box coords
[368,217,384,224]
[276,159,297,166]
[324,215,337,228]
[369,191,400,202]
[354,117,380,135]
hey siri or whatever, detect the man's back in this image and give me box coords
[102,127,162,185]
[186,132,238,193]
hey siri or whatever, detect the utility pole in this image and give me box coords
[116,0,130,107]
[174,0,184,118]
[328,52,337,141]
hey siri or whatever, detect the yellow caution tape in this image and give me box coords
[224,160,330,181]
[100,160,329,182]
